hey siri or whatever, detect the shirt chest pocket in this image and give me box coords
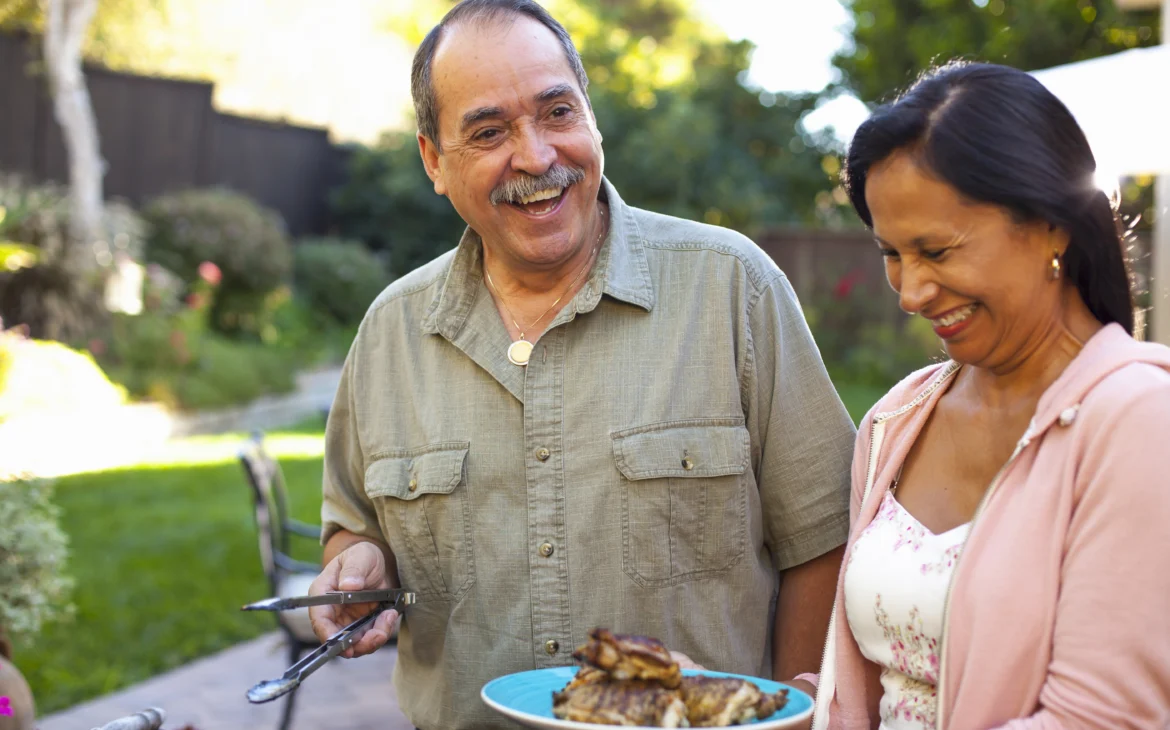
[611,420,750,587]
[364,443,475,601]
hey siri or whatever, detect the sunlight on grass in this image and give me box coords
[140,431,325,468]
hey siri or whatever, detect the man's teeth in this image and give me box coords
[516,188,563,205]
[934,304,977,328]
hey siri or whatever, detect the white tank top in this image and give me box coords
[843,490,971,730]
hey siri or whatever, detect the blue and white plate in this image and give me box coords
[481,666,814,729]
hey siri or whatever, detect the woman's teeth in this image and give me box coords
[934,304,977,328]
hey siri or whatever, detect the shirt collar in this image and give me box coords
[422,177,655,339]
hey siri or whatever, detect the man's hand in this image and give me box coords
[308,541,398,658]
[670,650,706,671]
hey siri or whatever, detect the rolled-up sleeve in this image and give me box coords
[320,338,382,546]
[746,272,855,571]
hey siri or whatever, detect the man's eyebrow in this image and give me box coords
[535,83,577,104]
[461,106,504,131]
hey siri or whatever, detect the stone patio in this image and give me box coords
[38,632,414,730]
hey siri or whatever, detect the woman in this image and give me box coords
[802,62,1170,729]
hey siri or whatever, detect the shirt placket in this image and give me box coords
[523,325,574,666]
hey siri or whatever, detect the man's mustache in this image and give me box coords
[489,165,585,206]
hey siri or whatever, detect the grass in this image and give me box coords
[14,381,886,716]
[837,381,887,425]
[13,417,329,715]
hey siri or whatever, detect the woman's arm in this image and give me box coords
[990,376,1170,729]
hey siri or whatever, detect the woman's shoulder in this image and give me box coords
[860,361,957,428]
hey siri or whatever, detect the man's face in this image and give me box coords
[418,15,604,269]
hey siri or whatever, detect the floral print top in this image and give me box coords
[843,490,971,730]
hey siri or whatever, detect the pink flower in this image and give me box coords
[0,696,12,717]
[833,269,865,300]
[186,292,207,310]
[197,261,222,286]
[88,338,107,357]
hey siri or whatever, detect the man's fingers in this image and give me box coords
[309,606,341,643]
[670,650,705,670]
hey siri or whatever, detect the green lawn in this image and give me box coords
[837,382,886,425]
[14,418,329,715]
[16,382,885,715]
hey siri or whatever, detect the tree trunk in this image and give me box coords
[43,0,103,268]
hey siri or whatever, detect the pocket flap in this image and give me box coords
[611,420,749,481]
[364,443,469,500]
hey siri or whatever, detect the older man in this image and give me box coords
[309,1,855,727]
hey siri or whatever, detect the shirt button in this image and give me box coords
[536,447,551,461]
[544,639,560,655]
[408,478,418,492]
[681,457,694,470]
[538,542,555,558]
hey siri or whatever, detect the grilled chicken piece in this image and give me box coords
[563,665,611,691]
[552,680,689,727]
[679,675,788,727]
[572,628,683,689]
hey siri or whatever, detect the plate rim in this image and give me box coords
[480,666,814,729]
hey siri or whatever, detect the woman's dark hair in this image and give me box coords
[843,61,1134,335]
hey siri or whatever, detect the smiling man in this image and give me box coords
[308,1,856,728]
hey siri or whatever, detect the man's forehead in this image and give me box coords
[431,15,581,121]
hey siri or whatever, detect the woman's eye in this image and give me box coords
[922,249,947,261]
[880,248,900,260]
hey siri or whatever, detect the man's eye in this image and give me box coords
[550,106,572,118]
[475,129,500,141]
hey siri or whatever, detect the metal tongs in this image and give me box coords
[240,588,416,703]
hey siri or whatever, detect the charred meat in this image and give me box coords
[680,675,788,727]
[572,628,682,689]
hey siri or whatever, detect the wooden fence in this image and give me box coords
[0,32,350,236]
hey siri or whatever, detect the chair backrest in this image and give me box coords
[238,431,291,596]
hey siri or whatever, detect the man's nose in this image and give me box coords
[511,126,557,175]
[897,262,940,315]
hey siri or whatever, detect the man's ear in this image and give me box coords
[418,133,448,196]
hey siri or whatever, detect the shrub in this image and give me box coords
[804,268,945,389]
[329,137,466,276]
[293,237,391,326]
[0,477,74,644]
[0,327,125,422]
[0,176,150,341]
[142,189,292,336]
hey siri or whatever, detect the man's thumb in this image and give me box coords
[338,555,367,590]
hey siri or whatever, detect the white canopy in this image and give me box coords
[1031,45,1170,178]
[1032,42,1170,344]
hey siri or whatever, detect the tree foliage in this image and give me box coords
[834,0,1163,104]
[333,0,847,275]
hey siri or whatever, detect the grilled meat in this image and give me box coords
[572,628,683,689]
[552,680,689,728]
[679,675,788,727]
[563,664,611,691]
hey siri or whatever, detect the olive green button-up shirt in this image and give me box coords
[321,179,855,729]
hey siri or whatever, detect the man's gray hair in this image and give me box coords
[410,0,592,151]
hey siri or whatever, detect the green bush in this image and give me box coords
[0,477,74,645]
[142,189,292,336]
[0,328,125,422]
[0,176,150,341]
[804,269,944,389]
[329,138,466,276]
[293,237,392,326]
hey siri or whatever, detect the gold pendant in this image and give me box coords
[507,339,534,366]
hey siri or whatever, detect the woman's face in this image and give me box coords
[864,150,1070,370]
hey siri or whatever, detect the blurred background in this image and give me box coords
[0,1,1164,728]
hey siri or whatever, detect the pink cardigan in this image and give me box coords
[811,324,1170,729]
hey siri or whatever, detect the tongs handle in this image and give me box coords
[244,590,415,703]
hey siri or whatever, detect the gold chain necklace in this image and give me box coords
[485,206,606,366]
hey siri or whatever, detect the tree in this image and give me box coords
[43,0,104,261]
[833,0,1162,104]
[353,0,846,271]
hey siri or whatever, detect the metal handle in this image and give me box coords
[91,707,166,730]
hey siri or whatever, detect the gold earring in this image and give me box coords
[1050,252,1062,281]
